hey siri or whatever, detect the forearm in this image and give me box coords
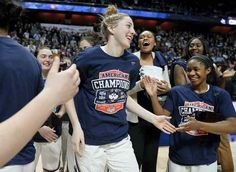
[126,96,156,123]
[128,81,143,95]
[0,89,56,167]
[198,118,236,134]
[150,95,169,116]
[58,104,66,115]
[65,99,81,128]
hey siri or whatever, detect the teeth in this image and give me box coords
[143,42,149,46]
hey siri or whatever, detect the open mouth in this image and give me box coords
[143,41,150,46]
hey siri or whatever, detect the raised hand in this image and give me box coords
[44,57,80,105]
[155,80,170,95]
[142,76,158,97]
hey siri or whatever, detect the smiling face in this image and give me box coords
[188,38,204,56]
[37,48,53,72]
[110,16,136,49]
[187,59,211,87]
[138,31,156,53]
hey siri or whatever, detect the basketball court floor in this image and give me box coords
[36,140,236,172]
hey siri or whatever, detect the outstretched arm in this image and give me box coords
[0,57,80,167]
[126,96,175,134]
[178,116,236,134]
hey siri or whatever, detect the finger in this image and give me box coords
[48,56,60,75]
[49,128,56,132]
[164,116,171,120]
[161,128,171,134]
[46,137,54,143]
[73,70,80,84]
[163,125,176,133]
[66,64,77,74]
[176,127,185,132]
[165,123,176,132]
[74,143,81,156]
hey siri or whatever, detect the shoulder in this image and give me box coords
[132,51,140,56]
[210,85,230,97]
[123,50,139,63]
[75,46,100,65]
[170,84,187,93]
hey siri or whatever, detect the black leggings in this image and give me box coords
[128,121,161,172]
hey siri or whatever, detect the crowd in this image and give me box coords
[18,0,235,18]
[1,1,236,172]
[10,20,236,69]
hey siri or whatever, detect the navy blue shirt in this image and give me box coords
[0,37,43,166]
[164,84,236,165]
[70,46,140,145]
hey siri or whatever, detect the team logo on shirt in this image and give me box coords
[91,70,130,114]
[179,101,214,136]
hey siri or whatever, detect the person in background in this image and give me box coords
[59,56,71,172]
[127,30,171,172]
[33,47,64,172]
[78,32,101,52]
[144,55,236,172]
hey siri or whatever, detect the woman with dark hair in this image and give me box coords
[170,37,209,87]
[144,55,236,172]
[128,30,171,172]
[170,36,234,172]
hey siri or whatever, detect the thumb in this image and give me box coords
[48,56,60,75]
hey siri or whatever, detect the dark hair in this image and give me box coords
[79,32,101,46]
[188,55,218,84]
[188,55,213,69]
[184,37,209,60]
[138,30,157,51]
[0,0,22,30]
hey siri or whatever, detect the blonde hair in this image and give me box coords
[100,5,128,42]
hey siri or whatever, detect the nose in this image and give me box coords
[131,27,136,35]
[192,44,198,49]
[188,69,195,76]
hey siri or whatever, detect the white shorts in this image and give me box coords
[34,137,62,171]
[67,135,139,172]
[0,161,34,172]
[168,159,217,172]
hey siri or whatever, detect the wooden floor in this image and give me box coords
[157,141,236,172]
[36,141,236,172]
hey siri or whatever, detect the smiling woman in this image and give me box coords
[66,6,176,172]
[142,54,236,172]
[127,30,171,172]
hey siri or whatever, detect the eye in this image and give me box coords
[186,68,191,72]
[40,54,46,59]
[127,24,131,28]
